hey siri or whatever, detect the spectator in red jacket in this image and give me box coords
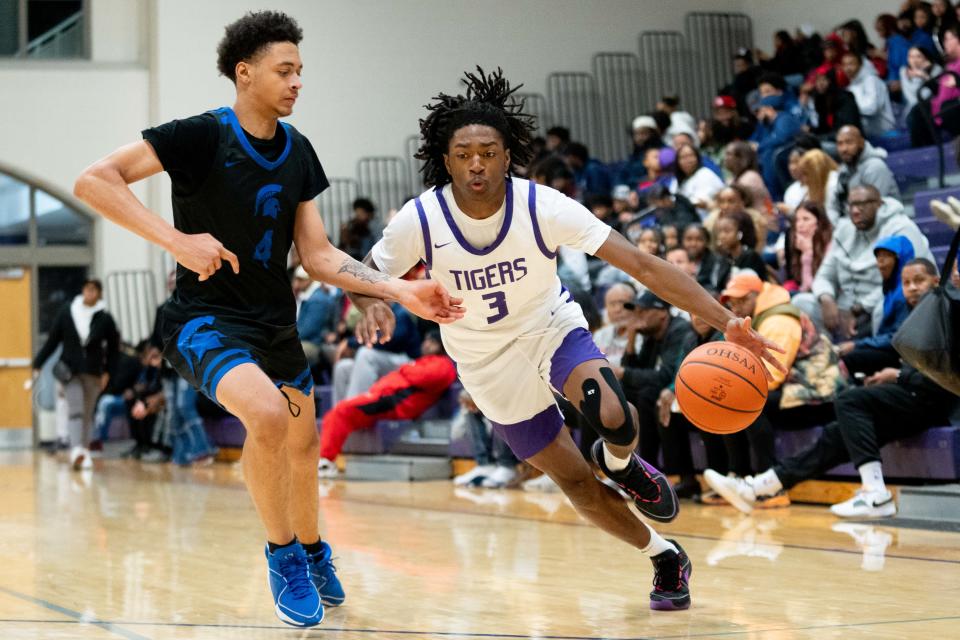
[317,331,457,477]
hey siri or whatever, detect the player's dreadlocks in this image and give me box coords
[416,67,537,188]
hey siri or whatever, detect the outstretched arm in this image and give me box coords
[594,230,785,377]
[294,200,463,326]
[74,141,239,281]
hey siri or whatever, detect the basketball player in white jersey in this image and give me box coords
[351,68,784,611]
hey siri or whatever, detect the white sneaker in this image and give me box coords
[703,469,756,514]
[453,464,496,486]
[481,465,517,488]
[317,457,339,479]
[830,490,896,518]
[70,446,93,471]
[521,473,560,493]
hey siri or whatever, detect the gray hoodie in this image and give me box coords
[846,67,896,138]
[827,142,901,225]
[812,197,933,312]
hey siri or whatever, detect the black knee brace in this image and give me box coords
[578,367,637,446]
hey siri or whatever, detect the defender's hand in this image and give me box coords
[172,232,239,282]
[724,316,786,382]
[354,300,397,347]
[395,279,465,324]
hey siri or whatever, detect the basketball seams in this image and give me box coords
[676,374,764,414]
[680,359,767,400]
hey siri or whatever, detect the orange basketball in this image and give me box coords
[674,341,768,435]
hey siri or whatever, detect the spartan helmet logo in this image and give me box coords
[255,184,283,219]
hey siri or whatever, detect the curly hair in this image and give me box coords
[415,67,537,188]
[216,11,303,83]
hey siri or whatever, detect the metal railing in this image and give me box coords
[22,10,84,59]
[105,270,159,346]
[684,12,753,118]
[638,31,693,117]
[405,134,425,196]
[317,178,358,246]
[547,72,601,157]
[592,53,646,162]
[356,156,410,215]
[514,92,550,138]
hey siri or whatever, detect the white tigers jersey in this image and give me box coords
[371,178,611,364]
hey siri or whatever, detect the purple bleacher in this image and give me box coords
[315,384,333,418]
[871,131,912,153]
[885,143,958,189]
[341,419,417,454]
[913,187,960,252]
[204,415,247,448]
[340,382,462,455]
[688,424,960,481]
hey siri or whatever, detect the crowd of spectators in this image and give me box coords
[37,4,960,517]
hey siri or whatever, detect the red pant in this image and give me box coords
[319,355,456,459]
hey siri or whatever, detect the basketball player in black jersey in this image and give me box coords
[72,11,463,628]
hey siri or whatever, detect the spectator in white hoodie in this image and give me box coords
[841,52,896,138]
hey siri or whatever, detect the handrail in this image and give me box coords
[21,10,83,57]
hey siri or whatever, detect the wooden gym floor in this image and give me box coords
[1,451,958,639]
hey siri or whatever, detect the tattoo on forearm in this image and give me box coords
[337,258,390,285]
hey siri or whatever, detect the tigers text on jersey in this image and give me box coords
[371,178,611,364]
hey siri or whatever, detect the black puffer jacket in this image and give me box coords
[33,301,120,377]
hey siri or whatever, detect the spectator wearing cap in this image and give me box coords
[828,126,899,224]
[797,184,932,340]
[610,183,639,229]
[621,114,664,185]
[908,23,960,146]
[563,142,612,203]
[708,95,756,151]
[719,271,809,481]
[750,93,803,200]
[608,291,700,497]
[841,52,896,138]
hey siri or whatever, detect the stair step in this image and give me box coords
[344,455,451,481]
[897,484,960,522]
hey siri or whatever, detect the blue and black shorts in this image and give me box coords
[159,312,313,407]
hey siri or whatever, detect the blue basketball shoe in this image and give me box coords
[306,541,345,606]
[265,542,324,627]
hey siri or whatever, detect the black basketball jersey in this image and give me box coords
[148,107,327,328]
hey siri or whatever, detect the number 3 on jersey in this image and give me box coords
[481,291,508,324]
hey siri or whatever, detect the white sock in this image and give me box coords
[752,469,783,497]
[858,461,887,494]
[641,522,678,556]
[603,442,630,471]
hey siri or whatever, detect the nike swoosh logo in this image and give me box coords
[433,241,452,249]
[225,160,242,168]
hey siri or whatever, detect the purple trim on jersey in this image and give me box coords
[528,181,558,260]
[414,196,433,270]
[549,327,607,392]
[435,179,513,256]
[491,404,564,460]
